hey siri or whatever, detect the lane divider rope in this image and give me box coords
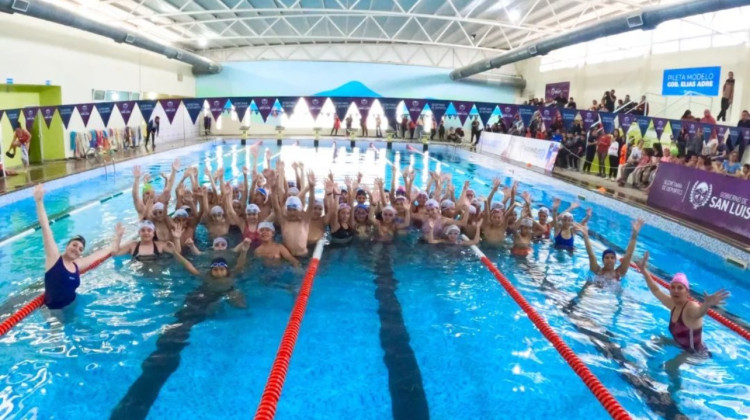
[462,236,631,420]
[254,239,327,420]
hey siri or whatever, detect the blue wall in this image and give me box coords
[196,61,516,102]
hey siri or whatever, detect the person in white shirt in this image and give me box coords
[607,139,620,180]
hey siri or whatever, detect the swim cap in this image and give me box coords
[246,203,260,214]
[670,273,690,290]
[210,206,224,215]
[441,200,455,209]
[142,184,153,193]
[520,217,534,228]
[210,257,229,269]
[355,203,369,211]
[288,187,300,195]
[467,206,477,215]
[139,220,155,231]
[152,202,165,211]
[491,202,505,211]
[471,198,482,207]
[67,235,86,248]
[256,187,268,197]
[560,212,573,221]
[213,237,228,247]
[173,209,189,218]
[314,198,325,207]
[286,196,303,210]
[232,199,241,206]
[287,181,296,188]
[417,190,429,198]
[425,199,440,209]
[396,186,407,196]
[602,249,616,259]
[258,221,275,232]
[356,188,366,196]
[395,195,407,202]
[338,203,351,211]
[466,188,476,195]
[382,205,396,214]
[444,225,461,235]
[538,207,549,215]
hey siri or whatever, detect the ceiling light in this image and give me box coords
[508,9,521,21]
[198,37,208,47]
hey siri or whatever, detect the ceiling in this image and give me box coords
[53,0,666,53]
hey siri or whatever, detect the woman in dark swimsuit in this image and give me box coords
[113,221,173,261]
[330,203,356,245]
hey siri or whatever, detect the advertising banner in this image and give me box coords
[379,98,400,129]
[279,97,298,116]
[662,66,721,96]
[207,98,228,121]
[582,110,598,131]
[182,99,205,125]
[544,82,570,102]
[137,100,157,123]
[230,97,251,122]
[332,97,352,121]
[618,113,637,134]
[652,117,668,140]
[95,102,116,127]
[560,108,578,131]
[476,103,497,125]
[452,101,473,125]
[648,163,750,242]
[253,97,275,122]
[4,109,21,130]
[670,120,683,138]
[539,107,557,130]
[500,104,518,128]
[75,104,93,127]
[479,132,513,158]
[480,132,559,172]
[304,97,326,121]
[405,99,425,122]
[57,106,75,129]
[40,107,56,128]
[684,120,700,136]
[599,112,616,134]
[427,100,449,125]
[117,101,136,125]
[158,99,180,124]
[23,107,39,129]
[519,105,536,129]
[355,97,374,120]
[716,125,730,142]
[636,115,651,137]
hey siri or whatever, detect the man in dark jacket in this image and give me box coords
[145,116,160,151]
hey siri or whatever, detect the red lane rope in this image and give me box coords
[254,256,323,420]
[628,263,750,343]
[478,256,631,420]
[0,253,112,337]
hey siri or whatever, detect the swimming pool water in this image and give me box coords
[0,140,747,420]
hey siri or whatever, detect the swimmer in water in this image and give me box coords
[184,236,239,256]
[201,183,233,238]
[368,185,411,242]
[420,199,457,241]
[34,185,116,310]
[579,219,643,282]
[550,199,589,251]
[163,239,251,308]
[267,163,312,257]
[254,222,301,267]
[510,217,534,256]
[425,220,482,246]
[113,221,177,262]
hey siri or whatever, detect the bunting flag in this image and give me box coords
[581,110,598,131]
[476,103,497,125]
[518,105,536,128]
[93,102,115,127]
[452,101,473,125]
[304,97,325,121]
[377,98,399,129]
[4,109,21,130]
[405,99,425,122]
[636,115,651,137]
[207,98,227,120]
[158,99,180,124]
[702,123,716,139]
[182,98,205,125]
[652,117,668,140]
[560,108,578,131]
[618,113,637,134]
[23,107,39,129]
[499,104,518,128]
[253,97,275,122]
[117,101,136,125]
[75,104,93,127]
[57,105,75,129]
[230,97,251,122]
[427,99,449,125]
[332,97,352,121]
[741,128,750,148]
[670,120,683,138]
[279,97,299,116]
[539,106,557,130]
[684,120,700,136]
[716,125,730,142]
[599,112,616,134]
[355,97,374,120]
[137,100,157,123]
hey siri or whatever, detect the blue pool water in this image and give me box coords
[0,140,748,420]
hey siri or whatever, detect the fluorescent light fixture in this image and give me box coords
[111,92,119,100]
[147,92,157,100]
[508,9,521,21]
[198,37,208,47]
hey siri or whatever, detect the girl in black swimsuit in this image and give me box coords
[112,221,174,261]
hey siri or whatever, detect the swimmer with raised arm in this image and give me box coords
[268,162,311,257]
[34,185,116,310]
[368,179,411,242]
[425,219,482,246]
[510,217,534,256]
[254,222,301,267]
[579,218,644,282]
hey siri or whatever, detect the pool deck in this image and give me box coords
[2,135,748,253]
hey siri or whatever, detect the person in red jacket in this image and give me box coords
[5,126,32,168]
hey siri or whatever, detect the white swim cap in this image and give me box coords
[444,225,461,235]
[210,206,224,215]
[246,203,260,214]
[139,220,155,231]
[286,196,303,210]
[425,199,440,209]
[258,221,275,232]
[152,202,165,211]
[441,199,455,209]
[521,217,534,228]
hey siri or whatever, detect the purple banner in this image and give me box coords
[599,112,616,134]
[518,105,536,129]
[452,101,473,125]
[500,104,518,128]
[182,98,205,125]
[304,97,325,121]
[670,120,683,138]
[158,99,180,124]
[279,97,299,116]
[23,107,39,129]
[539,106,557,130]
[476,103,496,125]
[742,128,750,148]
[545,81,570,102]
[95,102,115,127]
[355,97,374,120]
[57,105,75,129]
[379,98,400,129]
[253,97,275,122]
[137,101,157,123]
[117,101,136,125]
[717,125,730,142]
[427,100,449,125]
[652,118,667,140]
[582,110,599,131]
[40,107,56,128]
[648,163,750,242]
[405,99,425,122]
[636,115,651,137]
[618,113,637,134]
[208,98,228,120]
[684,120,700,136]
[332,97,352,121]
[230,97,251,122]
[4,109,20,130]
[560,108,578,131]
[75,103,93,127]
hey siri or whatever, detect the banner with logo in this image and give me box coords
[618,113,637,134]
[662,66,721,96]
[539,107,557,130]
[684,120,700,136]
[4,109,20,130]
[23,107,39,129]
[582,110,598,131]
[405,99,425,122]
[452,101,473,125]
[207,98,227,120]
[279,97,298,116]
[252,97,275,122]
[478,131,513,158]
[304,97,326,121]
[636,115,651,137]
[230,97,251,122]
[741,128,750,149]
[716,125,730,143]
[117,101,136,125]
[137,100,157,123]
[518,105,536,129]
[182,98,205,125]
[500,104,518,128]
[158,99,180,124]
[544,81,570,102]
[40,107,56,128]
[379,98,400,129]
[95,102,115,127]
[479,132,560,172]
[75,104,93,127]
[476,103,497,125]
[670,120,683,138]
[355,97,374,120]
[427,100,449,125]
[652,118,668,140]
[560,108,578,131]
[648,163,750,242]
[332,97,352,121]
[599,112,616,134]
[58,105,75,129]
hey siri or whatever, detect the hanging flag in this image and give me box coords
[40,107,56,128]
[499,104,518,128]
[560,108,578,131]
[452,101,473,125]
[427,100,449,125]
[94,102,115,127]
[476,103,497,125]
[652,117,668,140]
[581,110,599,131]
[702,123,715,139]
[404,99,425,122]
[57,105,75,129]
[181,98,205,125]
[117,101,136,125]
[253,97,275,122]
[716,125,730,142]
[684,120,700,136]
[618,113,637,134]
[75,103,93,127]
[539,106,557,130]
[206,98,228,121]
[304,97,325,121]
[23,107,39,129]
[137,100,157,123]
[378,98,400,129]
[158,99,180,124]
[518,105,536,128]
[332,97,352,121]
[354,97,373,120]
[741,128,750,148]
[670,120,683,139]
[636,115,651,137]
[229,97,251,122]
[599,112,616,134]
[279,97,298,116]
[4,109,21,130]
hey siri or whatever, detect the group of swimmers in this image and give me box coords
[35,143,729,356]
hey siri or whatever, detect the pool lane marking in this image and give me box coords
[462,236,632,420]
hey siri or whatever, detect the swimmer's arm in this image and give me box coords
[367,196,380,226]
[457,180,469,206]
[424,225,442,244]
[187,239,203,255]
[279,245,300,268]
[396,207,411,229]
[389,169,397,204]
[34,187,61,270]
[615,218,644,277]
[305,171,316,217]
[580,208,593,226]
[224,193,242,226]
[641,265,672,309]
[579,227,602,273]
[464,220,483,246]
[112,240,136,257]
[233,241,251,272]
[77,248,114,271]
[132,171,145,214]
[240,168,250,207]
[199,189,210,223]
[170,247,200,276]
[140,198,154,221]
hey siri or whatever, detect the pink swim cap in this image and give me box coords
[670,273,689,290]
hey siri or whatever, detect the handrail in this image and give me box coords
[254,238,327,420]
[463,237,631,420]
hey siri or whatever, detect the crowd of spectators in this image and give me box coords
[523,90,649,115]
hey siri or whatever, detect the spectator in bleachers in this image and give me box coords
[720,151,742,175]
[589,100,599,111]
[582,127,599,174]
[607,132,620,180]
[738,110,750,160]
[740,164,750,179]
[717,71,734,122]
[618,139,644,187]
[686,126,705,159]
[438,119,445,141]
[596,129,612,178]
[610,89,617,104]
[635,95,649,116]
[566,97,577,109]
[700,109,716,125]
[602,91,615,112]
[680,110,693,121]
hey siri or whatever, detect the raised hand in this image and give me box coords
[635,251,649,270]
[33,184,45,202]
[703,289,730,308]
[132,165,141,177]
[307,170,316,186]
[143,173,151,184]
[243,166,249,175]
[586,208,593,217]
[171,223,184,240]
[521,191,532,204]
[632,218,645,233]
[251,144,260,158]
[163,241,176,254]
[569,201,580,210]
[492,177,501,189]
[552,198,561,209]
[185,238,195,247]
[114,222,125,237]
[328,170,334,182]
[172,158,180,171]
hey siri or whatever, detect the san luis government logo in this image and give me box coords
[689,181,712,209]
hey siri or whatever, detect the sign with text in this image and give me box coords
[648,163,750,242]
[479,132,560,172]
[662,66,721,96]
[544,82,570,102]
